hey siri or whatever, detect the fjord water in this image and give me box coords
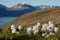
[0,17,17,26]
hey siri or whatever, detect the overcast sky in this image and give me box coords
[0,0,60,7]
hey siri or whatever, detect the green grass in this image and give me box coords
[0,24,60,40]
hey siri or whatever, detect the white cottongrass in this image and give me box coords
[33,30,39,34]
[41,23,48,32]
[49,23,54,28]
[48,21,53,25]
[46,34,50,38]
[48,21,55,32]
[10,21,59,37]
[11,24,16,29]
[33,25,39,34]
[18,25,23,31]
[47,26,54,32]
[47,23,55,32]
[43,24,48,27]
[42,33,45,37]
[42,33,47,37]
[41,21,58,37]
[37,22,41,26]
[26,27,33,35]
[11,24,17,34]
[49,32,55,36]
[12,29,16,34]
[54,27,59,33]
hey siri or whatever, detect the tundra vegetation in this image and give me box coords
[0,21,60,40]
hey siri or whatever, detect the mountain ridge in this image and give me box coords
[0,3,60,17]
[0,3,37,17]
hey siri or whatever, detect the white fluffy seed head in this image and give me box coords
[47,26,54,32]
[27,27,32,31]
[41,24,48,32]
[54,27,59,33]
[42,24,48,28]
[11,24,16,29]
[49,24,54,27]
[42,33,45,37]
[47,24,54,32]
[33,25,39,34]
[48,21,53,25]
[33,26,37,31]
[37,22,41,26]
[33,25,39,31]
[41,28,47,32]
[46,34,50,38]
[27,27,32,35]
[12,29,16,34]
[49,32,55,36]
[18,25,23,30]
[33,29,39,35]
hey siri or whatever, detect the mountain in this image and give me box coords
[2,8,60,28]
[8,3,35,10]
[0,3,60,17]
[0,3,37,17]
[0,4,7,16]
[0,4,7,10]
[36,5,60,9]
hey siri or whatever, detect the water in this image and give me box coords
[0,17,17,26]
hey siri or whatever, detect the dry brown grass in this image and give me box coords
[2,8,60,28]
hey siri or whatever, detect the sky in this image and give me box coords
[0,0,60,7]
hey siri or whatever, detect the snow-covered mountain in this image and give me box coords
[0,3,36,17]
[0,3,60,17]
[8,3,35,10]
[36,5,60,9]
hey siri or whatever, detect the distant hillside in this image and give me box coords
[0,4,7,16]
[36,5,60,9]
[2,8,60,28]
[0,3,37,17]
[0,4,7,10]
[0,3,60,17]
